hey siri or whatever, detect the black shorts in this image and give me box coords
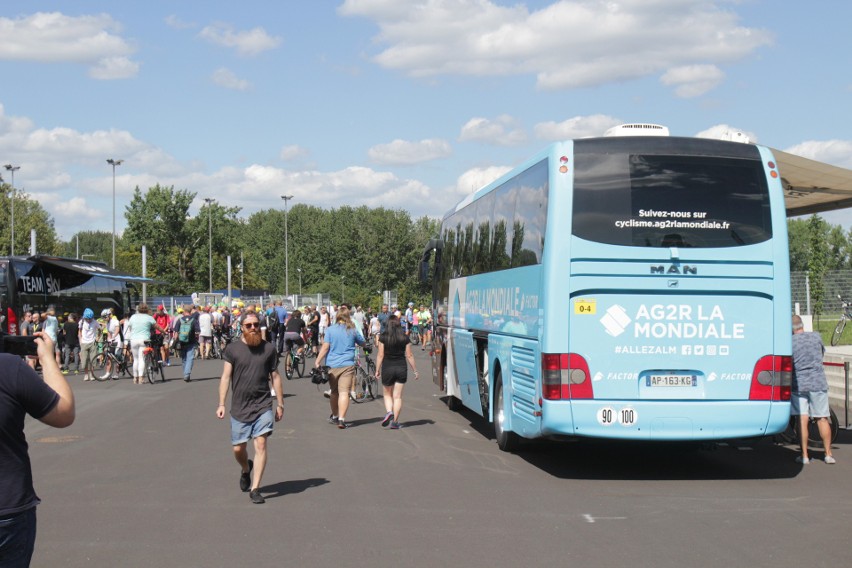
[381,363,408,387]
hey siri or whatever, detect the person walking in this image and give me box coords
[375,315,419,429]
[173,304,200,382]
[154,305,172,366]
[78,308,101,382]
[314,306,365,429]
[216,312,284,504]
[125,304,168,384]
[0,331,75,566]
[61,313,80,374]
[791,314,836,464]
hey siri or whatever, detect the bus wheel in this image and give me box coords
[494,376,520,452]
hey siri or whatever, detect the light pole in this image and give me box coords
[281,195,294,299]
[297,268,302,296]
[4,164,20,255]
[204,198,214,293]
[106,158,123,267]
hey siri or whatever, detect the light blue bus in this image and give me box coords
[421,128,792,451]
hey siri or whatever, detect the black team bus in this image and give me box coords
[0,255,149,335]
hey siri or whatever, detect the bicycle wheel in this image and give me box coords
[366,358,378,399]
[831,317,846,346]
[156,358,166,382]
[145,353,157,384]
[296,353,306,378]
[410,328,420,345]
[806,408,840,448]
[284,353,294,380]
[354,366,368,401]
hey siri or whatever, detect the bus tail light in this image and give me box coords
[7,307,17,335]
[749,355,792,401]
[541,353,594,400]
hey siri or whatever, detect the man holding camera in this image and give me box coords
[0,332,76,566]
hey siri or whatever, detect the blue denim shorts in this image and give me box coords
[790,390,830,418]
[230,409,274,445]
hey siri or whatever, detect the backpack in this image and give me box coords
[178,316,193,343]
[267,313,279,333]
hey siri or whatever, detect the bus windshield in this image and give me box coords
[572,150,772,248]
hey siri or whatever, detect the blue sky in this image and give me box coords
[1,0,851,240]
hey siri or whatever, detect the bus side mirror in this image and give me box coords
[419,261,430,283]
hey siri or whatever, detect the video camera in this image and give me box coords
[0,333,39,357]
[310,366,330,385]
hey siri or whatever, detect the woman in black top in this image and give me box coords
[282,309,306,357]
[375,316,418,429]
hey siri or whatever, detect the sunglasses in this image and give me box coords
[243,322,260,329]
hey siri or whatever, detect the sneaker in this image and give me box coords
[239,459,254,492]
[390,422,402,429]
[249,489,265,504]
[61,369,69,375]
[323,390,331,399]
[381,412,393,427]
[795,456,810,464]
[825,455,836,464]
[98,373,111,380]
[338,420,349,429]
[165,360,170,367]
[184,376,191,382]
[327,415,338,425]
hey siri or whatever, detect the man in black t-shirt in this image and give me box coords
[216,312,283,504]
[0,332,75,565]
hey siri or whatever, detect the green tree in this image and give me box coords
[806,215,830,318]
[122,184,196,293]
[0,186,60,256]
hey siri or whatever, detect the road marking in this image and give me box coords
[583,514,627,523]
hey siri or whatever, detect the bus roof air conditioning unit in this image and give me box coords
[603,123,670,137]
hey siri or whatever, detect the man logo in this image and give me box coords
[651,265,697,275]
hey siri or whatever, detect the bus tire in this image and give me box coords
[494,376,520,452]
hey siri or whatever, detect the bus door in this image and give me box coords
[451,329,485,416]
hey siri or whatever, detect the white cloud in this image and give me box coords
[459,115,526,146]
[339,0,771,95]
[534,114,622,140]
[164,15,196,30]
[695,124,758,144]
[455,165,512,199]
[89,56,140,80]
[199,23,282,56]
[211,68,251,91]
[660,64,724,98]
[368,138,452,165]
[0,12,139,79]
[280,145,310,162]
[784,140,852,170]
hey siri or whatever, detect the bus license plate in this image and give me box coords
[647,375,696,387]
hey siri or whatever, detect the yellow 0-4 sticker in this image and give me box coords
[574,298,596,315]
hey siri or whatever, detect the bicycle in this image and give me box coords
[831,295,852,346]
[409,324,421,346]
[283,340,306,380]
[96,342,132,381]
[352,341,379,402]
[144,337,166,384]
[778,407,840,448]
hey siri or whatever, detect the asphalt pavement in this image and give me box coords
[27,346,852,568]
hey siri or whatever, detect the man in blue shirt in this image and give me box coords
[273,300,288,354]
[791,315,835,464]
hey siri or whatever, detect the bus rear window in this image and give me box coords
[572,153,772,248]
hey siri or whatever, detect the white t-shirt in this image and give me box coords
[199,312,213,337]
[79,319,100,344]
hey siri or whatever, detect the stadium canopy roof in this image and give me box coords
[774,148,852,217]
